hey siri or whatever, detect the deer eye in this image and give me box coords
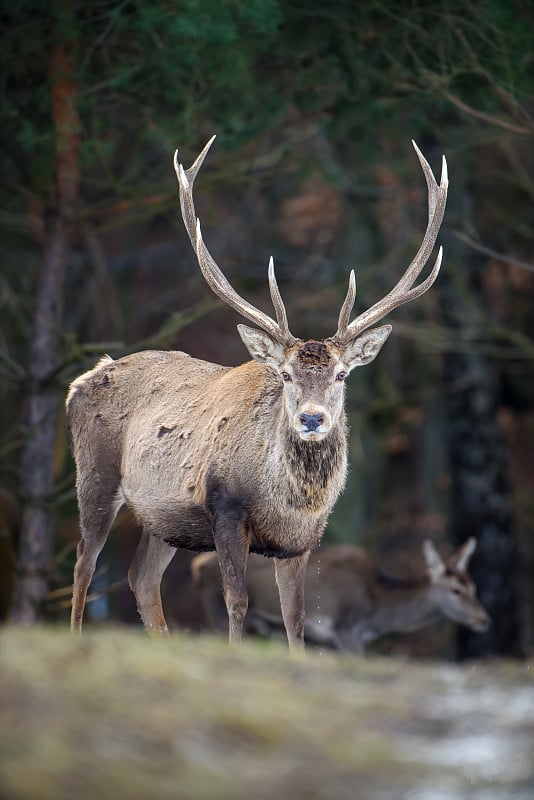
[336,371,346,382]
[281,371,293,382]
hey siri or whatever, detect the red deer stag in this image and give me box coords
[67,137,448,650]
[192,539,490,652]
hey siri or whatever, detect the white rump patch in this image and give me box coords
[66,355,114,408]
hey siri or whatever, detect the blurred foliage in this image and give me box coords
[3,1,532,189]
[0,627,533,799]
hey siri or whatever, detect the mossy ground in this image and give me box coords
[0,627,533,799]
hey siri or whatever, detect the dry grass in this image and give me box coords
[0,627,533,800]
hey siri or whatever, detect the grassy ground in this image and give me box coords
[0,627,533,800]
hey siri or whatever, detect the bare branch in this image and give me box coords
[453,230,534,273]
[439,87,534,136]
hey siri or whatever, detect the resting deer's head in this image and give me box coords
[424,538,491,633]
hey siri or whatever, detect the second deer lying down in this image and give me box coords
[192,538,490,652]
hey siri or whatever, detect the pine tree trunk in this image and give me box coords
[9,20,80,623]
[441,246,523,658]
[444,338,522,657]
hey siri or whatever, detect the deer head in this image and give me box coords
[174,137,448,442]
[423,539,490,633]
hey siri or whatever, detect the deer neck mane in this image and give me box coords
[281,424,347,512]
[374,568,428,592]
[368,570,437,635]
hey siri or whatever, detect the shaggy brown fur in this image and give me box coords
[67,344,353,644]
[297,341,332,369]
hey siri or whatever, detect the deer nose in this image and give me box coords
[475,612,491,633]
[300,412,324,431]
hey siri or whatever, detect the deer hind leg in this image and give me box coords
[192,556,229,634]
[71,479,123,634]
[274,551,311,652]
[128,531,176,636]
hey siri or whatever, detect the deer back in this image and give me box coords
[67,349,348,557]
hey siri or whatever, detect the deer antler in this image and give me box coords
[332,142,448,346]
[174,137,296,346]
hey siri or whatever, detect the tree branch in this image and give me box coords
[453,230,534,273]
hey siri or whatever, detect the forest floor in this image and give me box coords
[0,627,533,800]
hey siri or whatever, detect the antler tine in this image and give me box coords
[174,135,216,192]
[333,270,356,342]
[333,143,448,346]
[175,138,296,346]
[342,246,443,338]
[268,256,292,340]
[174,135,216,250]
[395,142,447,293]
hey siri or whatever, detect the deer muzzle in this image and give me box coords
[295,406,331,441]
[470,607,491,633]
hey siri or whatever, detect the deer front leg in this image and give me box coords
[274,551,310,652]
[209,489,250,645]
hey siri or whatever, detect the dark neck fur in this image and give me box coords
[283,423,347,511]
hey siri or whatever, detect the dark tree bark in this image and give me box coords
[9,14,80,623]
[441,246,523,659]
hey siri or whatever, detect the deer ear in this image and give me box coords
[451,537,477,573]
[342,325,392,373]
[423,540,445,581]
[237,324,286,367]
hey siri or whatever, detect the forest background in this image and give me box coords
[1,0,533,661]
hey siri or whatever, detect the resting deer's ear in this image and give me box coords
[342,325,392,373]
[451,537,477,573]
[423,540,445,581]
[237,324,286,367]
